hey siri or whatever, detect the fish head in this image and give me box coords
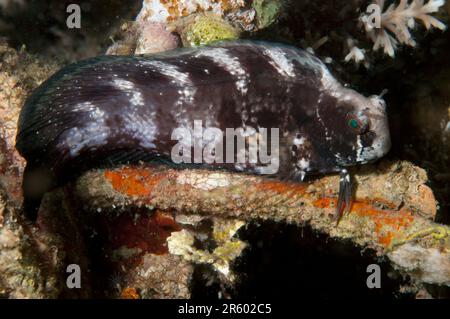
[352,94,391,165]
[317,89,391,170]
[288,87,391,179]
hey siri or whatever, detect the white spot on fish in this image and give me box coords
[293,136,306,146]
[140,60,191,85]
[315,99,330,141]
[297,158,310,170]
[59,105,109,156]
[356,135,364,162]
[140,60,196,105]
[72,101,96,113]
[113,79,144,106]
[130,92,144,106]
[263,47,296,78]
[195,48,249,94]
[123,111,158,149]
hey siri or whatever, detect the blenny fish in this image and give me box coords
[16,40,391,222]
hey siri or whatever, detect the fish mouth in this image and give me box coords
[336,127,391,168]
[355,96,391,164]
[356,133,391,164]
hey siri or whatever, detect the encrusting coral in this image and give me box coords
[175,13,240,47]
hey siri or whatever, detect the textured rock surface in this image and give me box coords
[0,41,62,298]
[72,161,450,288]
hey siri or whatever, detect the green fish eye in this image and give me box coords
[346,112,369,134]
[349,119,359,129]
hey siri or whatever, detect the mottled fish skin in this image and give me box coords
[16,40,391,219]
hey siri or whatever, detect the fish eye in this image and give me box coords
[346,111,369,134]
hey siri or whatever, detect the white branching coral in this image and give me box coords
[344,38,368,67]
[361,0,447,57]
[345,46,366,63]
